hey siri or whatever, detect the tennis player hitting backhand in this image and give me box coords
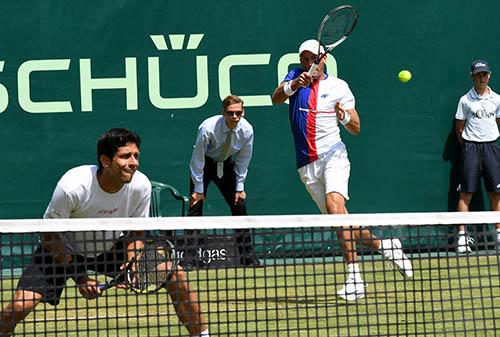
[272,40,413,301]
[0,128,209,337]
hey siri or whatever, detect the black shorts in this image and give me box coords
[17,240,127,306]
[459,141,500,193]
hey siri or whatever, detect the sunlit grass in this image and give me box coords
[1,254,498,336]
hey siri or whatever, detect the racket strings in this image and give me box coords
[320,8,357,47]
[134,247,168,290]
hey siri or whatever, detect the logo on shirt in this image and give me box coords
[472,110,495,119]
[96,208,119,216]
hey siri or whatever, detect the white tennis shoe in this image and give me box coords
[380,238,413,279]
[456,234,474,254]
[337,277,367,301]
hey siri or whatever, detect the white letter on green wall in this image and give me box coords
[219,54,272,107]
[148,56,208,109]
[0,61,8,113]
[18,59,72,113]
[80,58,138,112]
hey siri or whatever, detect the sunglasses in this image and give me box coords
[224,110,243,117]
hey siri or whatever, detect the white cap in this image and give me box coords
[299,39,324,56]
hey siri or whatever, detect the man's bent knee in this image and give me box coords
[11,290,42,314]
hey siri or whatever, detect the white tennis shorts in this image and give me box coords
[298,145,350,214]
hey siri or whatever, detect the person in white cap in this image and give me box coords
[271,39,413,301]
[454,59,500,253]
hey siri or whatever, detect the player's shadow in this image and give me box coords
[442,121,487,245]
[226,295,350,308]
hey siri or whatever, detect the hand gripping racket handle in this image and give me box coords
[98,278,118,291]
[97,260,133,291]
[308,63,319,75]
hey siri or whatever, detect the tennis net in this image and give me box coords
[0,211,499,337]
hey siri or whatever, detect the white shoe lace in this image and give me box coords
[382,239,413,278]
[457,235,475,246]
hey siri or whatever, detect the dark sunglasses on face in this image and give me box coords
[224,110,243,117]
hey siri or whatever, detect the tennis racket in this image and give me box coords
[308,5,358,75]
[98,239,177,294]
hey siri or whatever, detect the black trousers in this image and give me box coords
[186,157,256,266]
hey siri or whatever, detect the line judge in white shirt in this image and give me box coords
[0,128,209,337]
[454,59,500,253]
[187,95,259,267]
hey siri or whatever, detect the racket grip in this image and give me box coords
[98,281,114,291]
[308,63,319,75]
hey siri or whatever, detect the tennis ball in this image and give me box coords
[398,70,412,83]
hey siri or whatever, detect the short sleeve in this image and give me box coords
[43,184,75,219]
[455,99,466,120]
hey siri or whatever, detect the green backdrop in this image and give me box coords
[1,0,498,219]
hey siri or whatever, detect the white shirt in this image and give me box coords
[189,115,253,193]
[455,87,500,142]
[44,165,151,257]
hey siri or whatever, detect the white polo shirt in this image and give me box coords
[44,165,151,257]
[455,87,500,142]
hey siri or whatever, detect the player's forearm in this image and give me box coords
[272,83,290,104]
[271,89,287,104]
[272,77,304,104]
[344,119,360,135]
[342,110,361,135]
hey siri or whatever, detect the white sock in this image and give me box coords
[496,228,500,241]
[198,330,210,337]
[347,263,362,282]
[458,230,465,236]
[347,263,359,274]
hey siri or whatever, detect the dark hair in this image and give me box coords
[222,95,244,111]
[97,128,141,168]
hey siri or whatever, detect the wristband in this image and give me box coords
[340,111,351,126]
[283,81,296,97]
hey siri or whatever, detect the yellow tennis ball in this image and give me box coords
[398,70,412,83]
